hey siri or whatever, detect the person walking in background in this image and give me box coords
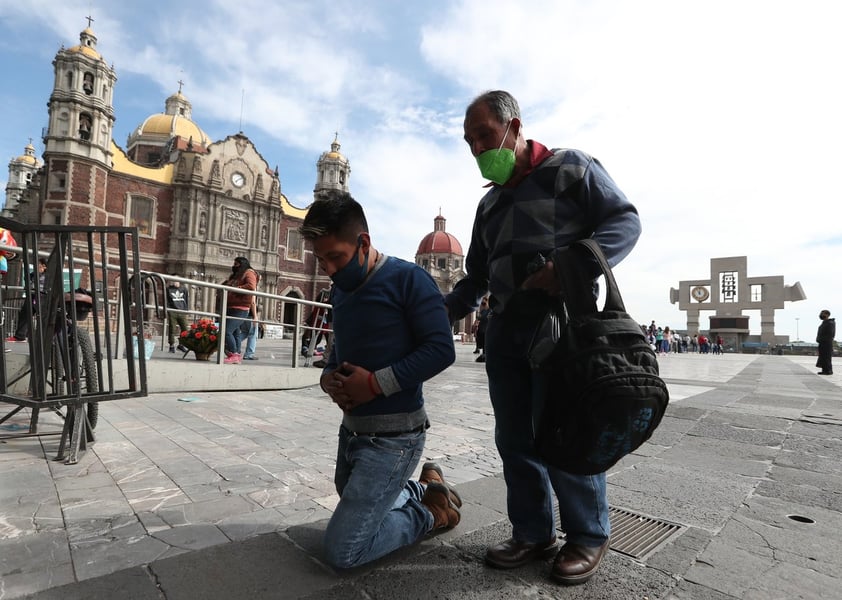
[301,286,332,357]
[7,258,47,343]
[164,276,189,353]
[221,257,258,364]
[816,309,835,375]
[300,191,458,570]
[446,90,641,586]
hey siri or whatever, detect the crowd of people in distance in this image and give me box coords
[643,320,725,355]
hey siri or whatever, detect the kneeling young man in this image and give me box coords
[300,191,459,569]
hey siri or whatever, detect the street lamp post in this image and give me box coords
[795,317,799,342]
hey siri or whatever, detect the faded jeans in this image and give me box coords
[243,321,258,357]
[323,425,431,569]
[485,304,610,548]
[224,308,250,355]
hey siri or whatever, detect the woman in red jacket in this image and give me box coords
[221,256,259,364]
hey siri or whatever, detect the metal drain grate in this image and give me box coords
[608,506,683,559]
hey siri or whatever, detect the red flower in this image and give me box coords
[178,319,221,355]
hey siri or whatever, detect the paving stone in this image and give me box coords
[15,567,160,600]
[70,534,172,581]
[151,523,230,550]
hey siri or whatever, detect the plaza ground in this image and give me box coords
[1,345,840,599]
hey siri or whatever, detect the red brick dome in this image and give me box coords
[416,215,463,256]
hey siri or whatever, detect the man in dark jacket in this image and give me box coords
[165,277,189,353]
[7,258,47,342]
[816,309,835,375]
[446,90,640,586]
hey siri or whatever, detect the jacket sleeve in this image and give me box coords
[445,204,489,322]
[375,269,456,396]
[574,156,641,269]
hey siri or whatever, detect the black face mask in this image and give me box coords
[232,264,240,274]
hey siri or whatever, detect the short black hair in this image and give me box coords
[300,190,368,243]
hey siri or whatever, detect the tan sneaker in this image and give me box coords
[421,482,461,531]
[419,462,462,508]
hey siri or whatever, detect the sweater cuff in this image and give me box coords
[374,367,400,397]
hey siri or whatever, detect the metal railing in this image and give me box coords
[122,272,332,367]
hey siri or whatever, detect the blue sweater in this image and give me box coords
[446,147,641,320]
[325,255,455,433]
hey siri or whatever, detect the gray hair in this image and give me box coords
[466,90,521,124]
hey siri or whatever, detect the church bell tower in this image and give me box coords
[313,134,351,200]
[41,18,117,225]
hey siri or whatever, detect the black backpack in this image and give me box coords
[534,239,669,475]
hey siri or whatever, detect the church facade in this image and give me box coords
[3,24,347,324]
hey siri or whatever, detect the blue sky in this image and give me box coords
[2,0,841,340]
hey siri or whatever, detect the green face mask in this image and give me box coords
[476,120,515,185]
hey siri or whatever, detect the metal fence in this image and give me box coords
[0,217,146,463]
[0,217,333,463]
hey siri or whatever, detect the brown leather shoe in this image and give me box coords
[550,540,609,585]
[485,537,559,569]
[421,482,461,531]
[419,462,462,508]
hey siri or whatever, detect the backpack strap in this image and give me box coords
[550,239,626,317]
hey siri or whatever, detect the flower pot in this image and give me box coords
[195,353,213,361]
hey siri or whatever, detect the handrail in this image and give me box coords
[124,272,332,367]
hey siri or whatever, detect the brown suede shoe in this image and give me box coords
[485,537,559,569]
[550,540,609,585]
[419,462,462,508]
[421,482,461,531]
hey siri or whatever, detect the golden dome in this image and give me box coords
[318,134,348,163]
[144,114,206,140]
[66,27,103,61]
[12,143,40,167]
[130,114,211,148]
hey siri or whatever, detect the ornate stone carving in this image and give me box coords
[221,208,248,244]
[191,156,203,183]
[235,136,248,156]
[209,160,222,188]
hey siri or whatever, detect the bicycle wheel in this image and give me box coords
[76,329,99,429]
[52,327,100,429]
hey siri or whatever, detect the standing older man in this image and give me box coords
[816,309,835,375]
[445,90,641,585]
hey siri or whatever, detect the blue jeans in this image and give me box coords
[224,308,250,354]
[243,321,258,357]
[323,425,431,569]
[485,306,610,547]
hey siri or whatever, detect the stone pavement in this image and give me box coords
[1,346,840,599]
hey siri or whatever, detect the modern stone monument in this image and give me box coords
[669,256,806,348]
